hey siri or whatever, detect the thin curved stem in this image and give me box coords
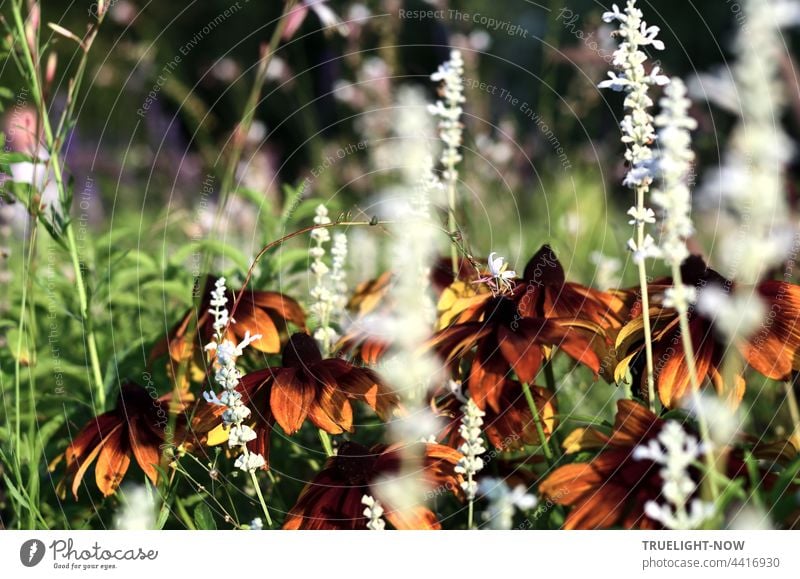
[522,382,554,464]
[10,1,107,408]
[249,469,274,528]
[635,185,657,411]
[671,263,720,502]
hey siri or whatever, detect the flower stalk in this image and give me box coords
[202,277,272,526]
[429,49,466,276]
[8,0,107,409]
[600,0,669,411]
[454,397,486,530]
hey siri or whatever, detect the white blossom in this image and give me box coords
[478,478,537,530]
[202,277,266,473]
[601,0,665,271]
[429,51,465,163]
[589,251,623,291]
[234,452,266,472]
[627,233,661,264]
[662,284,697,311]
[684,393,742,449]
[361,495,386,530]
[627,206,656,225]
[114,485,158,530]
[429,50,465,188]
[699,0,800,284]
[633,421,714,529]
[249,517,264,530]
[454,399,486,500]
[651,79,697,266]
[696,285,766,341]
[309,204,342,355]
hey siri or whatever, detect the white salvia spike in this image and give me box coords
[361,495,386,530]
[454,399,486,500]
[478,478,537,530]
[202,276,266,473]
[429,50,465,194]
[651,78,697,268]
[699,0,798,286]
[309,203,339,355]
[600,0,665,257]
[633,421,714,529]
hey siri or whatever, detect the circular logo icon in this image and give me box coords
[19,539,46,567]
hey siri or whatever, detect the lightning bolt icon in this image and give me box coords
[28,542,38,563]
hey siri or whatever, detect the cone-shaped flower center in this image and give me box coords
[282,332,323,368]
[523,245,565,287]
[334,442,378,485]
[485,296,521,328]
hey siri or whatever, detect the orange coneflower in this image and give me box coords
[540,399,789,529]
[439,245,624,330]
[283,441,463,529]
[430,295,601,412]
[337,257,481,365]
[241,333,398,437]
[615,255,800,407]
[514,245,625,327]
[431,382,557,451]
[55,382,187,498]
[153,275,306,366]
[539,400,666,529]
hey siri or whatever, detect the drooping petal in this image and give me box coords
[324,359,398,419]
[655,319,715,408]
[95,424,132,496]
[64,414,121,499]
[270,368,314,434]
[484,384,557,450]
[308,366,354,434]
[429,322,491,365]
[562,482,628,529]
[249,291,307,329]
[538,462,603,506]
[128,416,163,484]
[497,325,543,384]
[521,318,601,375]
[609,400,661,446]
[234,302,280,353]
[468,337,510,412]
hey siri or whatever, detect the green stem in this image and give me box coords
[318,429,334,457]
[10,1,107,409]
[217,0,297,205]
[467,489,475,530]
[671,264,720,502]
[635,185,657,411]
[783,377,800,448]
[447,172,459,276]
[522,382,554,464]
[13,227,34,475]
[542,361,562,456]
[175,498,197,530]
[249,469,274,528]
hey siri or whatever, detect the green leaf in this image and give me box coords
[193,502,217,530]
[170,240,250,274]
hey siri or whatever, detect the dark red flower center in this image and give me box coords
[282,333,323,367]
[523,245,565,287]
[485,296,521,328]
[333,442,379,485]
